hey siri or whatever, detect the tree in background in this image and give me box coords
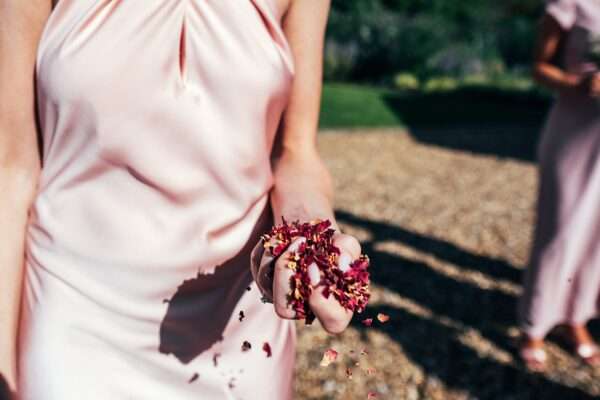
[325,0,542,84]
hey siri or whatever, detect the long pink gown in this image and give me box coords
[18,1,296,398]
[519,0,600,338]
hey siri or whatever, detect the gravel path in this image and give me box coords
[293,129,600,400]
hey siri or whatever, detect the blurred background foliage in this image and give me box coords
[320,0,550,130]
[325,0,542,85]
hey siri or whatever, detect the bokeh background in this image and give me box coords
[293,1,600,399]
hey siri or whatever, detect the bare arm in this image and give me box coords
[268,0,359,334]
[271,0,334,226]
[532,13,599,95]
[0,0,51,392]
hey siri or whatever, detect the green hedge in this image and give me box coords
[325,0,542,82]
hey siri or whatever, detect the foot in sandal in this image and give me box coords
[563,325,600,367]
[519,336,547,372]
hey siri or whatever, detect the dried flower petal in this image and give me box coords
[241,341,252,352]
[377,313,390,323]
[367,392,378,399]
[262,342,272,358]
[320,348,338,367]
[362,318,373,327]
[212,353,221,367]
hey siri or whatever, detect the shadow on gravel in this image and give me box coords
[382,87,552,162]
[336,209,597,400]
[336,210,522,285]
[353,305,596,400]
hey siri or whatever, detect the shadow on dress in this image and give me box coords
[0,375,13,400]
[159,205,272,364]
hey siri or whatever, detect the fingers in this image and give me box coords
[593,76,600,97]
[309,286,353,334]
[308,262,320,286]
[590,75,600,97]
[251,239,275,302]
[273,237,306,319]
[307,233,361,333]
[301,233,362,287]
[271,232,363,333]
[583,74,600,97]
[333,233,362,272]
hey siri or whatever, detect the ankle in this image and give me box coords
[522,335,544,348]
[567,324,594,345]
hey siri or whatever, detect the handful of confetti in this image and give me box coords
[261,218,371,324]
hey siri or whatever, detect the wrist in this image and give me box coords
[564,73,583,92]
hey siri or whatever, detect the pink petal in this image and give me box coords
[320,348,338,367]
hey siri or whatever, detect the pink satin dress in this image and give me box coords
[18,1,295,398]
[519,0,600,338]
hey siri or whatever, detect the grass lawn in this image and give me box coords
[319,83,404,129]
[319,82,550,130]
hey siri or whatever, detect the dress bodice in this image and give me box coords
[32,0,294,272]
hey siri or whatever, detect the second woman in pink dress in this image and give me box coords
[519,0,600,371]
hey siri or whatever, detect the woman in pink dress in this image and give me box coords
[0,0,362,398]
[519,0,600,371]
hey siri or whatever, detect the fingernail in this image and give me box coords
[338,253,352,272]
[287,237,306,253]
[308,262,321,286]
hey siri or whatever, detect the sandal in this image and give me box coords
[574,342,600,367]
[519,345,547,372]
[553,326,600,367]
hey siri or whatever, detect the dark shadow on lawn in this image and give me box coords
[382,87,552,162]
[337,209,597,399]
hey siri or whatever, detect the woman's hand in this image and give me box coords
[275,231,360,334]
[251,229,361,334]
[576,73,600,97]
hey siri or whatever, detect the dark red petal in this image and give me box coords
[262,342,272,358]
[241,341,252,352]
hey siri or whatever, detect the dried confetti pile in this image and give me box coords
[261,218,371,323]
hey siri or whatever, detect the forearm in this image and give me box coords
[533,62,580,93]
[269,148,337,230]
[0,164,40,389]
[267,147,359,335]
